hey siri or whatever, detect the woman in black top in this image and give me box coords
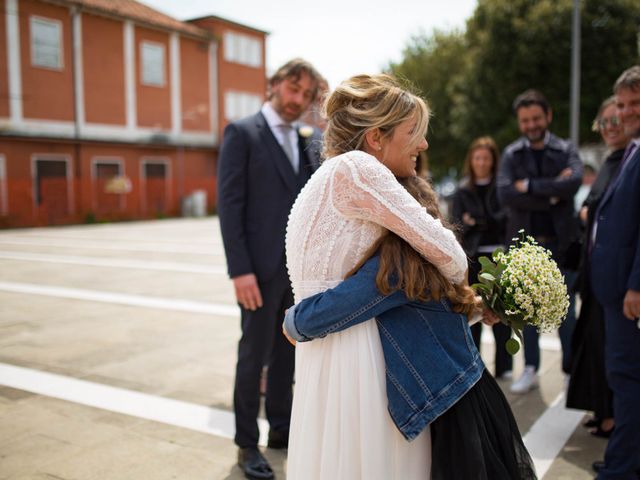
[566,97,630,437]
[452,137,512,378]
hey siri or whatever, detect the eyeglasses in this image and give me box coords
[592,116,620,132]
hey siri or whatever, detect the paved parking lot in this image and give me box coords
[0,218,605,479]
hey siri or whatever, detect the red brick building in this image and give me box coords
[0,0,267,227]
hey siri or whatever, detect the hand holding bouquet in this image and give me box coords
[472,231,570,354]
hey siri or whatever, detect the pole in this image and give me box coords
[570,0,581,146]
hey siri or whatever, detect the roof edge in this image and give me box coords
[187,14,269,35]
[43,0,214,40]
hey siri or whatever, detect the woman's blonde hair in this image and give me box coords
[347,176,479,317]
[322,74,430,159]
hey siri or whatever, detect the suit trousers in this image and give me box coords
[598,305,640,479]
[233,262,295,448]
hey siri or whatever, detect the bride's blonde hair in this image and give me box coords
[322,74,430,159]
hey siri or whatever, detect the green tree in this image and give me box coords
[390,0,640,180]
[389,29,467,179]
[458,0,640,148]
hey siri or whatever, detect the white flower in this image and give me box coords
[495,236,569,332]
[298,125,314,138]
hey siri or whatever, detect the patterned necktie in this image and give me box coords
[621,141,638,170]
[279,124,298,173]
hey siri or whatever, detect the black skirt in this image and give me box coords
[430,370,537,480]
[566,294,614,419]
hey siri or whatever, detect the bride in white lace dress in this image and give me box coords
[285,75,467,479]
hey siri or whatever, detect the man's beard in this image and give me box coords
[525,128,547,144]
[272,93,302,122]
[282,102,301,119]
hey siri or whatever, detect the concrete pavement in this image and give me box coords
[0,218,606,479]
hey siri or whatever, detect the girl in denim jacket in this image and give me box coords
[285,176,536,480]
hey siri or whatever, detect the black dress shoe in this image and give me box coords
[590,425,614,439]
[238,447,274,480]
[583,416,600,429]
[592,461,605,473]
[267,430,289,449]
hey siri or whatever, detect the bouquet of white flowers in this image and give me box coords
[472,231,570,355]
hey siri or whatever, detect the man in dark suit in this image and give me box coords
[590,65,640,480]
[217,58,322,480]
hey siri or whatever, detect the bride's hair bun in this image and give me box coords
[322,74,430,159]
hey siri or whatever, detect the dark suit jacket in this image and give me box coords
[217,111,321,283]
[575,148,624,298]
[591,144,640,307]
[497,133,583,259]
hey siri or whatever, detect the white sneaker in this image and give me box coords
[496,370,513,380]
[510,366,539,394]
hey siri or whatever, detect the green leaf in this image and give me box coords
[479,272,496,283]
[513,328,525,344]
[471,282,491,293]
[505,338,520,355]
[478,256,495,270]
[509,318,526,330]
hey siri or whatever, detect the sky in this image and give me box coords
[139,0,478,89]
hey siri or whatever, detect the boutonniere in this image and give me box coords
[298,125,314,139]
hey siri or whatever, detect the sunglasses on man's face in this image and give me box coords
[592,116,620,132]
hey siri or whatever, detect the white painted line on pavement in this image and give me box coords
[0,251,226,274]
[0,362,269,446]
[0,281,239,317]
[523,392,585,478]
[0,360,584,472]
[0,232,223,247]
[0,238,224,256]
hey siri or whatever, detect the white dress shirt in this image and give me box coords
[261,102,299,172]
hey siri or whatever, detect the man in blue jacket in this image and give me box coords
[590,65,640,480]
[497,90,583,393]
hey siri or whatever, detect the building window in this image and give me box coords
[224,91,262,121]
[95,162,121,179]
[31,156,74,222]
[141,41,165,86]
[92,159,127,213]
[30,17,63,69]
[223,32,262,68]
[140,158,171,216]
[34,159,67,206]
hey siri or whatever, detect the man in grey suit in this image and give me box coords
[590,65,640,480]
[217,58,322,480]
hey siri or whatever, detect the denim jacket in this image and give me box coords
[284,254,485,441]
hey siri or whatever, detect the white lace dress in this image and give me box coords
[285,151,467,480]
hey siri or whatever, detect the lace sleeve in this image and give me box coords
[330,151,468,284]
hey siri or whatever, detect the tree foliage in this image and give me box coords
[390,30,467,178]
[389,0,640,179]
